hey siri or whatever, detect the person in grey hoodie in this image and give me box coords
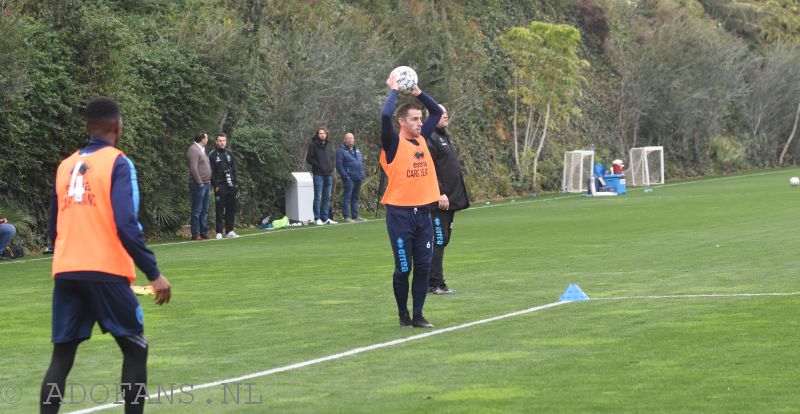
[336,132,366,222]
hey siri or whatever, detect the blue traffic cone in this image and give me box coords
[559,284,589,302]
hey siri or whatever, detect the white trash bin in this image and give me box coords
[286,172,314,222]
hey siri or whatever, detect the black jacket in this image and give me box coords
[426,128,470,211]
[306,138,334,176]
[208,148,238,192]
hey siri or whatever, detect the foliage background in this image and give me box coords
[1,0,798,247]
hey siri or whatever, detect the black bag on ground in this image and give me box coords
[2,244,25,259]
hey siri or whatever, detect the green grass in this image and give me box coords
[2,169,800,413]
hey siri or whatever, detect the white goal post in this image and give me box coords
[562,150,595,193]
[628,146,665,186]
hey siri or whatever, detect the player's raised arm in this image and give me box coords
[381,73,401,163]
[413,87,443,140]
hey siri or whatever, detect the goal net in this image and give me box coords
[628,146,665,186]
[562,150,595,193]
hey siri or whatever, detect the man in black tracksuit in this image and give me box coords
[209,132,239,239]
[426,105,470,295]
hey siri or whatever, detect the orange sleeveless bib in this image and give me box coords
[53,146,136,281]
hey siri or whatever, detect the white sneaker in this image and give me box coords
[225,231,239,238]
[315,219,324,225]
[215,233,223,240]
[325,219,338,224]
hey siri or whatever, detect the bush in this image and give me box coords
[710,135,747,173]
[231,126,294,224]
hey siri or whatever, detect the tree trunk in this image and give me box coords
[532,97,552,190]
[523,104,536,148]
[519,104,535,177]
[618,77,626,156]
[779,98,800,166]
[218,107,230,132]
[512,72,520,172]
[525,111,542,152]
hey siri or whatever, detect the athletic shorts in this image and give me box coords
[51,278,143,344]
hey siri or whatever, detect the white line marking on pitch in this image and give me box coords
[65,300,570,413]
[593,292,800,300]
[63,290,800,413]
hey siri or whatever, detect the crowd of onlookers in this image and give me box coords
[305,128,367,225]
[0,128,369,259]
[185,128,368,240]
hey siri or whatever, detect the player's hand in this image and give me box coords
[386,72,399,91]
[411,85,422,96]
[150,275,172,305]
[438,194,449,210]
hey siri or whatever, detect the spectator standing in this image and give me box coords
[306,128,337,225]
[208,132,239,239]
[336,132,366,222]
[425,105,470,295]
[186,132,212,240]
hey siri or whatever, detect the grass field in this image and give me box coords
[2,169,800,413]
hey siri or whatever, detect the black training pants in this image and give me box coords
[215,190,236,234]
[429,209,455,288]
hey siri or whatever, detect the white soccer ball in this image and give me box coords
[790,177,799,187]
[392,66,418,95]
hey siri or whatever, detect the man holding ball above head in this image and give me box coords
[381,67,443,328]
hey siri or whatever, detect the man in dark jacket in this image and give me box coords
[426,105,470,295]
[306,128,337,224]
[336,132,366,222]
[209,132,239,239]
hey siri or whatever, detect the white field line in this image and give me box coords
[63,289,800,413]
[593,291,800,300]
[3,168,791,267]
[65,300,571,414]
[656,169,786,188]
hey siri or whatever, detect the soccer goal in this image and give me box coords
[628,146,665,186]
[562,150,595,193]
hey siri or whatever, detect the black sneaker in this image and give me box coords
[399,312,412,328]
[412,314,434,328]
[433,285,455,295]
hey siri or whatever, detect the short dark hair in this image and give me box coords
[216,132,227,139]
[396,103,422,120]
[194,132,207,143]
[85,97,120,124]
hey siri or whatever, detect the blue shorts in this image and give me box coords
[51,278,144,344]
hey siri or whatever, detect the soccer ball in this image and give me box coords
[392,66,418,95]
[790,177,799,187]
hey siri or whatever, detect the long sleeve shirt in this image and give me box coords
[49,137,161,282]
[380,90,443,164]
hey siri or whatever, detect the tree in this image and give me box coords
[500,21,588,189]
[612,14,749,171]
